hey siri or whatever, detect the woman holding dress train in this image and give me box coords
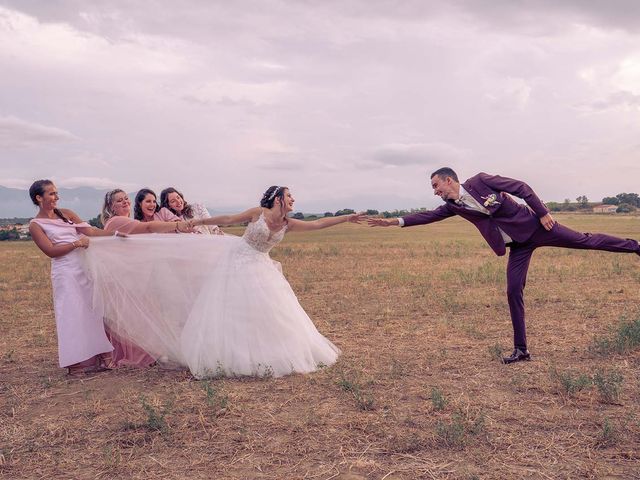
[28,180,114,375]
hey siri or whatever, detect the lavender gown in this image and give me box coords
[30,219,113,367]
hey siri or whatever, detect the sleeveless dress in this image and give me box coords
[30,219,113,367]
[84,213,340,378]
[180,213,340,378]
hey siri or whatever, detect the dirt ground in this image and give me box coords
[1,214,639,479]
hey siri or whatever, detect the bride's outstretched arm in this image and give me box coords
[287,212,366,232]
[191,207,261,227]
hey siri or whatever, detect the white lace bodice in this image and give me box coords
[242,213,287,253]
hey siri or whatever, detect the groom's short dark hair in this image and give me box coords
[431,167,459,183]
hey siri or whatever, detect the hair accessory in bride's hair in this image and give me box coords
[267,186,281,201]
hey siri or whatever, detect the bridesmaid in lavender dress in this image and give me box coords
[28,180,115,375]
[98,189,193,367]
[160,187,223,235]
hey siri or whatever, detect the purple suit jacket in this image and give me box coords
[402,173,550,256]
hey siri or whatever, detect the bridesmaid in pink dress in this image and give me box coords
[99,189,193,367]
[133,188,181,223]
[28,180,115,375]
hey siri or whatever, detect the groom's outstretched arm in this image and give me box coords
[368,204,455,228]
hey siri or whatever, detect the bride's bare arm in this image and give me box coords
[191,207,261,227]
[287,212,366,232]
[59,209,112,237]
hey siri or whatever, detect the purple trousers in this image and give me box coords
[506,223,639,348]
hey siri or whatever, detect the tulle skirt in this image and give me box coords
[83,234,340,378]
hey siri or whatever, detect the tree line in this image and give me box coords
[547,192,639,213]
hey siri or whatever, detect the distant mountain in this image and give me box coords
[0,185,111,220]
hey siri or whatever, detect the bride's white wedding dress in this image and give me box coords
[84,213,340,378]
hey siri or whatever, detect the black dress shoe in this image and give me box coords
[502,348,531,364]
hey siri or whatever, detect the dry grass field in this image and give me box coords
[1,213,639,479]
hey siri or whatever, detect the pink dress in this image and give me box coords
[100,215,157,367]
[29,218,113,367]
[153,208,180,222]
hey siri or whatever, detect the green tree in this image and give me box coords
[334,209,355,216]
[323,212,334,217]
[616,203,637,213]
[366,209,379,216]
[292,212,304,220]
[88,214,103,228]
[616,193,640,207]
[0,228,19,241]
[602,196,619,205]
[576,195,589,208]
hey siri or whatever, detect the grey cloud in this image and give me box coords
[451,0,640,34]
[370,143,467,167]
[258,158,307,171]
[0,116,78,148]
[586,90,640,111]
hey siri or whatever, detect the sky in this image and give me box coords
[1,0,639,213]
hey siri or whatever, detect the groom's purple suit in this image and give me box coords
[402,173,640,348]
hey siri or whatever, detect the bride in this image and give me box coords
[85,186,364,378]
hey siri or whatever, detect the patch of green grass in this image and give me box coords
[202,381,229,415]
[591,314,640,355]
[596,417,619,448]
[434,408,485,448]
[592,370,624,404]
[550,367,592,396]
[487,344,504,362]
[140,395,171,434]
[430,387,447,411]
[336,367,375,411]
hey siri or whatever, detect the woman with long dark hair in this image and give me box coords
[28,180,114,375]
[160,187,222,235]
[134,188,180,223]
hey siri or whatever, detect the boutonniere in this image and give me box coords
[481,193,501,207]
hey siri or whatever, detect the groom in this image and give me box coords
[368,167,640,364]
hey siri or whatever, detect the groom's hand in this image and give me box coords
[539,213,556,231]
[367,217,399,227]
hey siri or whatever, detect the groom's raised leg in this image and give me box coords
[504,243,535,362]
[530,223,640,254]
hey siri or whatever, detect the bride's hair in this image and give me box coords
[160,187,194,219]
[134,188,160,221]
[101,189,126,225]
[29,179,73,224]
[260,186,288,209]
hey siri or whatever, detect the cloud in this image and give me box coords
[0,177,32,188]
[585,90,640,111]
[0,6,190,77]
[0,116,78,148]
[483,77,533,111]
[370,143,469,167]
[56,176,137,190]
[258,159,307,170]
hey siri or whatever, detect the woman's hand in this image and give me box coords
[176,220,195,233]
[348,212,367,224]
[74,236,90,249]
[367,217,399,227]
